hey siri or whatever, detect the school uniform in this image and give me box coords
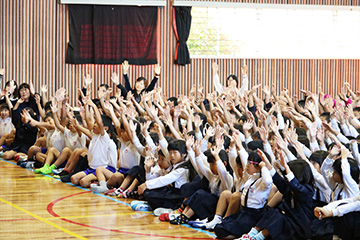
[143,160,190,210]
[183,153,233,220]
[317,196,360,240]
[321,156,359,201]
[214,149,272,238]
[63,127,87,151]
[83,132,111,175]
[256,169,315,240]
[117,141,141,174]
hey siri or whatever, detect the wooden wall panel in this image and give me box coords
[1,0,360,106]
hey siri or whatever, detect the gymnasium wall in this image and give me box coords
[1,0,360,105]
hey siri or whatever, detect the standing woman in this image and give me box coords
[111,60,161,103]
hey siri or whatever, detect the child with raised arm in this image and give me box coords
[95,102,141,194]
[134,139,191,212]
[170,138,233,226]
[214,149,273,239]
[240,154,315,240]
[35,102,87,174]
[70,96,117,188]
[320,143,359,201]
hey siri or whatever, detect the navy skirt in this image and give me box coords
[143,186,183,210]
[125,165,146,183]
[183,189,218,220]
[214,206,266,238]
[180,175,209,198]
[333,211,360,240]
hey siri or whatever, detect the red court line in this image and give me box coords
[47,191,214,239]
[0,218,35,222]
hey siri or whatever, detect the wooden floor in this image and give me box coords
[0,159,216,240]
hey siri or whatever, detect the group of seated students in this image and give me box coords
[0,61,360,240]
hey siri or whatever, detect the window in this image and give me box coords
[188,6,360,59]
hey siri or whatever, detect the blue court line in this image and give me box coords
[0,158,216,238]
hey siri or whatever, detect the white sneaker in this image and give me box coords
[131,202,151,211]
[153,207,173,217]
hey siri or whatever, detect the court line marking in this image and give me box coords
[0,197,86,240]
[1,159,216,238]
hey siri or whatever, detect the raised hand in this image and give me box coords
[111,72,119,85]
[154,64,161,76]
[83,74,93,88]
[122,60,129,75]
[241,65,248,75]
[212,62,218,74]
[55,87,66,102]
[194,114,203,130]
[140,121,151,136]
[210,140,222,157]
[258,126,268,143]
[257,148,272,170]
[34,94,41,105]
[8,80,16,95]
[28,82,35,95]
[129,119,137,133]
[103,100,113,112]
[40,84,48,94]
[50,102,59,113]
[185,135,195,150]
[329,144,341,159]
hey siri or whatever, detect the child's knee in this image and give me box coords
[79,178,90,188]
[70,175,79,185]
[231,191,241,200]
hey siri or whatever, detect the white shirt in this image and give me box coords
[64,127,87,151]
[146,163,172,181]
[195,153,233,197]
[0,117,14,136]
[146,161,190,189]
[48,129,65,152]
[118,141,141,170]
[88,133,111,169]
[321,156,359,201]
[324,195,360,217]
[107,139,118,169]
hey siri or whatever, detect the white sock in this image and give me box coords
[248,227,259,237]
[205,215,222,229]
[253,231,265,240]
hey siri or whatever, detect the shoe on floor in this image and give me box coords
[19,161,35,168]
[131,201,152,211]
[153,207,173,217]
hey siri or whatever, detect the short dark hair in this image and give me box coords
[288,159,314,185]
[309,150,329,166]
[333,158,359,184]
[226,74,238,86]
[167,139,187,155]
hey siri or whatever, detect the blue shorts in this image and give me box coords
[118,167,129,174]
[84,165,117,177]
[41,147,47,154]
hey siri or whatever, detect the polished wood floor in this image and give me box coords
[0,159,215,240]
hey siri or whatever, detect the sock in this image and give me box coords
[122,189,132,198]
[64,169,71,173]
[50,164,56,170]
[248,227,259,237]
[91,181,109,193]
[204,215,222,229]
[253,231,265,240]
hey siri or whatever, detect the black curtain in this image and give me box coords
[172,6,192,65]
[66,5,158,65]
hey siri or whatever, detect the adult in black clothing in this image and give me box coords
[111,60,161,103]
[2,107,38,160]
[12,83,41,121]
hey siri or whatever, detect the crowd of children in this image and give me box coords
[0,62,360,240]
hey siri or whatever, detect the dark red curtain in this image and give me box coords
[66,5,158,65]
[172,6,192,65]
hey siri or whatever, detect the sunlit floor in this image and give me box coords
[0,159,215,239]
